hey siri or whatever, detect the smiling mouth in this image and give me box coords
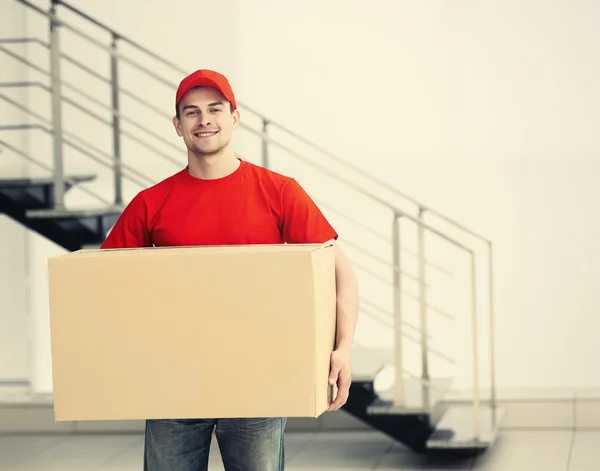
[194,131,218,138]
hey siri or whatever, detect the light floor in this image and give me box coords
[0,429,598,470]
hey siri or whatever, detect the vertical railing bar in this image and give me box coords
[261,119,269,168]
[110,33,123,206]
[488,242,497,409]
[393,213,405,407]
[418,207,430,382]
[471,252,481,439]
[49,0,65,210]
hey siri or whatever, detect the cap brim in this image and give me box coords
[177,78,232,106]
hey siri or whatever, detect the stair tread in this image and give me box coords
[368,377,453,414]
[26,207,124,219]
[0,174,97,188]
[351,347,393,381]
[427,404,505,450]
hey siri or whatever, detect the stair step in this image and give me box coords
[0,174,97,189]
[26,207,124,219]
[367,377,453,415]
[351,347,393,381]
[426,404,505,450]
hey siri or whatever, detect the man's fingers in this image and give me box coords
[338,369,351,390]
[329,388,349,411]
[329,359,342,385]
[328,350,353,410]
[328,370,351,411]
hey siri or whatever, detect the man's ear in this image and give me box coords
[173,116,183,137]
[232,109,240,129]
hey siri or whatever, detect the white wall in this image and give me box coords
[0,0,30,382]
[3,0,600,393]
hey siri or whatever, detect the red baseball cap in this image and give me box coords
[175,69,237,111]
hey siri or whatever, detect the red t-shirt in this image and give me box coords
[101,159,338,249]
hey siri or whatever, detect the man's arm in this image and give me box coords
[101,193,152,249]
[332,240,359,351]
[328,239,359,411]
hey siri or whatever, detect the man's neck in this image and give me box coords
[187,150,240,180]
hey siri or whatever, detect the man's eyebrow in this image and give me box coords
[182,102,225,110]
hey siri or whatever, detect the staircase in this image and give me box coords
[1,0,504,455]
[0,170,120,251]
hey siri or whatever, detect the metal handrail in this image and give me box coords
[1,42,402,213]
[0,37,111,83]
[0,37,49,47]
[22,2,180,91]
[0,18,451,268]
[14,0,490,244]
[360,306,454,364]
[270,118,492,244]
[342,239,424,285]
[0,74,183,168]
[0,44,182,155]
[0,94,155,188]
[313,199,453,276]
[1,73,180,156]
[52,0,190,76]
[5,1,485,256]
[41,0,490,246]
[0,139,109,206]
[360,299,432,339]
[0,122,152,189]
[1,36,415,226]
[392,214,481,435]
[352,342,426,384]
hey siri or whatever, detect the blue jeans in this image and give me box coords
[143,417,287,471]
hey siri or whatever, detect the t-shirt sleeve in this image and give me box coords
[101,193,152,249]
[280,178,338,243]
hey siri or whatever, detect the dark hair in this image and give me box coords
[176,101,234,120]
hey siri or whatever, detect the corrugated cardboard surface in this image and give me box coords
[47,243,336,421]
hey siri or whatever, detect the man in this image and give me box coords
[101,69,359,471]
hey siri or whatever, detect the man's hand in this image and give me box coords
[328,347,352,411]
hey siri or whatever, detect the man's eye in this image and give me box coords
[210,108,222,113]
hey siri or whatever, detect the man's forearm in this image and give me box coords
[333,243,359,351]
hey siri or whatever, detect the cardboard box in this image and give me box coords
[47,243,337,421]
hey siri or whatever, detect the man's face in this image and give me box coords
[173,86,239,157]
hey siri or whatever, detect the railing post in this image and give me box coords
[261,119,269,168]
[110,33,123,206]
[488,242,497,408]
[471,252,481,440]
[392,214,405,407]
[418,207,430,381]
[49,0,65,210]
